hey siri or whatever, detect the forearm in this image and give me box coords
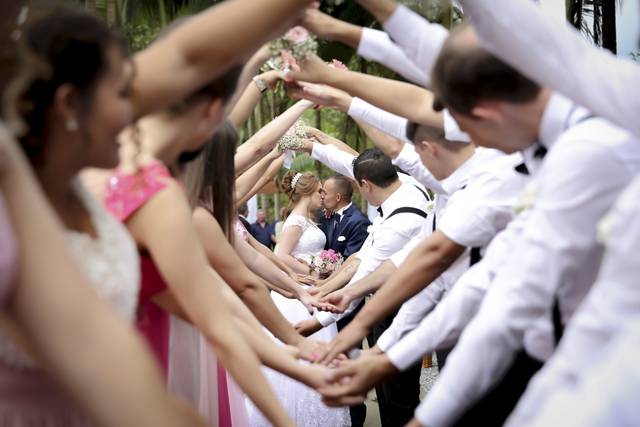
[235,99,313,174]
[352,237,462,331]
[356,0,397,23]
[236,155,284,207]
[279,253,311,275]
[227,82,262,129]
[344,260,396,300]
[349,97,412,148]
[325,70,440,127]
[236,151,279,201]
[318,259,360,296]
[354,119,405,159]
[251,235,295,275]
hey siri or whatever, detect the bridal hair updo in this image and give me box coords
[279,171,320,219]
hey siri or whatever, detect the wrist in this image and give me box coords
[334,94,353,113]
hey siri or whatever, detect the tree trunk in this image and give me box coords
[566,0,584,30]
[602,0,617,54]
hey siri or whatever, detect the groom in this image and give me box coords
[320,174,370,259]
[320,173,370,427]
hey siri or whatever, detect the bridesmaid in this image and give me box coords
[0,119,201,426]
[2,1,315,425]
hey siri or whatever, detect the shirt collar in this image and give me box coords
[335,202,352,217]
[539,93,577,151]
[439,148,482,195]
[378,182,412,218]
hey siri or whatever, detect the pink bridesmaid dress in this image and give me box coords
[105,161,246,427]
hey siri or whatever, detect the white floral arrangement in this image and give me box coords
[278,120,308,152]
[263,27,319,73]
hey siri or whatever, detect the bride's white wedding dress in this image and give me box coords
[246,214,351,426]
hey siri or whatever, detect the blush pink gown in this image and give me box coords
[104,161,246,427]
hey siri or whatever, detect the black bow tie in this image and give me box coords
[377,207,383,217]
[515,144,548,176]
[534,145,548,159]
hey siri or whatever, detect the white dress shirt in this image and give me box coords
[357,27,429,87]
[316,181,429,327]
[415,94,640,427]
[506,175,640,427]
[462,0,640,138]
[376,148,524,353]
[515,317,640,427]
[355,11,471,143]
[381,4,448,88]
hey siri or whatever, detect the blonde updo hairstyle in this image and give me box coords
[279,170,320,219]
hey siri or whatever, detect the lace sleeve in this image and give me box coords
[104,161,171,222]
[282,214,307,232]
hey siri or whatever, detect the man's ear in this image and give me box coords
[418,140,438,157]
[471,101,504,124]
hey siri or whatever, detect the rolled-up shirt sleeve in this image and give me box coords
[310,143,355,180]
[382,4,449,88]
[415,135,631,427]
[357,27,428,87]
[393,144,446,195]
[348,97,410,144]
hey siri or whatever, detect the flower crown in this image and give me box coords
[290,173,303,190]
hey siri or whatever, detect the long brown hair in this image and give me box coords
[279,170,320,219]
[182,120,237,242]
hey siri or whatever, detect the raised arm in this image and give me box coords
[303,7,428,86]
[0,131,203,427]
[227,69,284,129]
[235,147,282,202]
[235,99,313,175]
[235,154,285,208]
[127,182,293,427]
[132,0,313,117]
[288,56,442,127]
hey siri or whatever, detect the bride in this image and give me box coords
[246,171,350,426]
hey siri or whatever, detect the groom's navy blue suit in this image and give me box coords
[320,203,370,259]
[320,204,370,427]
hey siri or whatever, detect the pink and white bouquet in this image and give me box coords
[309,249,344,279]
[263,26,319,72]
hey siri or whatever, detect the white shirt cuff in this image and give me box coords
[357,27,391,61]
[375,329,394,352]
[383,5,413,41]
[415,386,461,427]
[387,340,420,371]
[443,109,471,143]
[316,310,339,327]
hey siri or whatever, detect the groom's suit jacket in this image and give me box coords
[320,203,371,259]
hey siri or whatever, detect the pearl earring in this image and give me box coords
[65,118,78,132]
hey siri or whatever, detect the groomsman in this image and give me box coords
[320,174,370,259]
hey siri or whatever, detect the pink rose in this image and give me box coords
[280,50,300,71]
[285,26,310,45]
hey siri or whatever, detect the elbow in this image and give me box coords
[236,278,268,303]
[387,142,404,159]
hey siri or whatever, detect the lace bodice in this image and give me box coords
[0,180,140,369]
[0,194,16,306]
[280,214,326,263]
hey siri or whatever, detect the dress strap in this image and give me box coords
[104,161,171,222]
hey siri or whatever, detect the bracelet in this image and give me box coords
[252,76,268,93]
